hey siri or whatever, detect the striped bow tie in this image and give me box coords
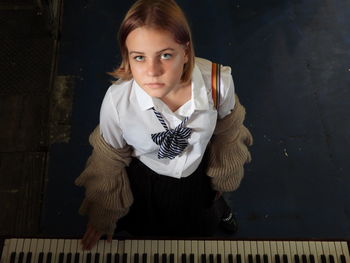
[151,107,192,159]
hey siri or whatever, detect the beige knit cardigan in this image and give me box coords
[75,94,253,235]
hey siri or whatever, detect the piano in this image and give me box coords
[1,239,349,263]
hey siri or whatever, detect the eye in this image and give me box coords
[133,56,144,62]
[161,53,172,60]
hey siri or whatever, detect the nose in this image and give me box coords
[147,59,163,77]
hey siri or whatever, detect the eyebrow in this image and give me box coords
[129,48,175,55]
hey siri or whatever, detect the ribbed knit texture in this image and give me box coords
[75,94,253,235]
[206,94,253,192]
[74,126,134,235]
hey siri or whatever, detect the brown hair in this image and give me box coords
[108,0,195,84]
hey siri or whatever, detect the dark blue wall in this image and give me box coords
[42,0,350,239]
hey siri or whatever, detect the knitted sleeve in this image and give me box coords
[206,94,253,192]
[75,125,134,235]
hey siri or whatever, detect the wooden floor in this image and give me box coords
[0,5,57,237]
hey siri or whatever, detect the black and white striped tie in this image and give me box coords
[151,107,192,159]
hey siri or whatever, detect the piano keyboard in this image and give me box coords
[1,239,349,263]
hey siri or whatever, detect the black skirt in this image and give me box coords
[116,151,220,237]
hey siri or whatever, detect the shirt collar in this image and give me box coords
[134,62,210,112]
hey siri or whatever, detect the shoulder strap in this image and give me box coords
[211,62,221,109]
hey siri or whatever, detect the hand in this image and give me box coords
[214,191,222,201]
[81,224,112,250]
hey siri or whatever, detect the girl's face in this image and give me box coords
[126,26,189,99]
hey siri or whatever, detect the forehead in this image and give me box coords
[126,26,181,51]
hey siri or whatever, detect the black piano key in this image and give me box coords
[294,255,300,263]
[95,253,101,263]
[302,255,307,263]
[47,252,52,263]
[74,253,80,263]
[341,255,347,263]
[237,254,242,263]
[263,254,269,263]
[228,254,234,263]
[106,253,112,263]
[209,254,214,263]
[67,252,72,263]
[58,252,64,263]
[182,254,187,263]
[86,253,92,263]
[283,255,288,263]
[143,253,148,263]
[190,254,195,263]
[115,253,120,263]
[162,254,167,263]
[38,252,44,263]
[10,252,16,263]
[321,255,327,263]
[309,255,315,263]
[275,254,281,263]
[248,254,254,263]
[123,253,128,263]
[329,255,335,263]
[170,254,174,263]
[201,254,206,263]
[18,252,24,263]
[26,252,32,263]
[217,254,222,263]
[154,253,160,263]
[256,254,261,263]
[135,253,140,263]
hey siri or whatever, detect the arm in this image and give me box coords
[75,88,133,249]
[207,69,253,192]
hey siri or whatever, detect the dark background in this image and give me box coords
[42,0,350,239]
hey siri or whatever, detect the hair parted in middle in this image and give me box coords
[108,0,195,84]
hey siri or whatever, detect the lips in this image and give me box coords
[145,83,165,88]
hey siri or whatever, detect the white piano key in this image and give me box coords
[119,239,126,257]
[328,242,338,263]
[251,241,258,256]
[282,241,292,263]
[35,239,44,263]
[125,239,132,263]
[217,240,225,263]
[263,241,272,263]
[340,242,350,263]
[322,242,330,261]
[159,240,165,255]
[270,241,278,263]
[178,240,185,263]
[151,240,158,263]
[309,242,319,263]
[192,240,198,263]
[171,240,178,263]
[198,240,205,263]
[211,240,218,256]
[145,240,152,263]
[165,240,172,263]
[295,242,303,259]
[96,240,105,263]
[63,239,71,262]
[244,241,252,263]
[130,240,137,263]
[48,239,58,263]
[224,240,231,263]
[237,241,245,263]
[276,241,283,257]
[0,239,12,263]
[139,240,146,254]
[315,242,324,263]
[22,239,32,263]
[289,241,298,261]
[256,241,265,262]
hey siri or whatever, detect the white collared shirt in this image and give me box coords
[99,57,235,178]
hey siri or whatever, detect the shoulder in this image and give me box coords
[195,57,233,90]
[104,79,133,104]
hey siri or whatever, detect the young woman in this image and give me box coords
[75,0,253,250]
